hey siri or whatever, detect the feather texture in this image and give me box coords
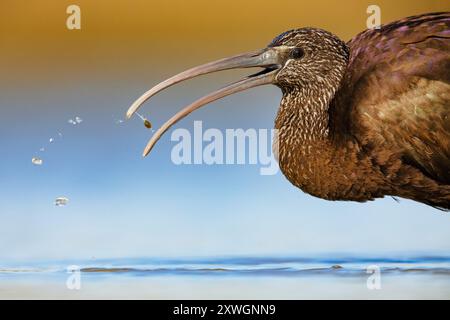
[275,13,450,210]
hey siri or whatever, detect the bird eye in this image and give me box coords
[290,48,305,59]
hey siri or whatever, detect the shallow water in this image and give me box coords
[1,256,450,299]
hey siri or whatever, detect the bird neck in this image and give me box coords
[273,77,345,190]
[274,50,348,149]
[275,85,336,145]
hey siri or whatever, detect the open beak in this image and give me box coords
[126,47,287,157]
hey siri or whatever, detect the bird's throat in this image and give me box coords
[274,87,339,196]
[275,88,332,145]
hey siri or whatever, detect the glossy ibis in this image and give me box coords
[127,12,450,210]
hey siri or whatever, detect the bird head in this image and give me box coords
[127,28,349,157]
[268,28,349,91]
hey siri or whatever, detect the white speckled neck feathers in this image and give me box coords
[274,49,348,153]
[272,42,356,198]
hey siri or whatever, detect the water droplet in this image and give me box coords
[116,119,124,124]
[32,157,43,165]
[39,147,45,152]
[55,197,69,207]
[49,138,54,143]
[58,132,63,138]
[75,116,83,123]
[68,119,76,125]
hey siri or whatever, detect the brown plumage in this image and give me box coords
[127,12,450,210]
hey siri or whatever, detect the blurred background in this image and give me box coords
[1,0,450,263]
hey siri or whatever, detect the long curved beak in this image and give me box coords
[126,47,286,157]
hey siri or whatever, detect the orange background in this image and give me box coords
[1,0,449,79]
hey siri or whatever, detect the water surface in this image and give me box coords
[1,256,449,299]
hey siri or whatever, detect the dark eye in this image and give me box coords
[290,48,305,59]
